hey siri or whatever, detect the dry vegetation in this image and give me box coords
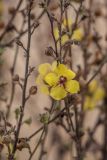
[0,0,107,160]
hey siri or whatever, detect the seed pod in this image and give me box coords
[2,136,12,145]
[29,86,37,95]
[45,47,54,56]
[12,74,19,82]
[17,138,30,151]
[15,39,23,47]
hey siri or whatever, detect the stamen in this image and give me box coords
[59,76,67,85]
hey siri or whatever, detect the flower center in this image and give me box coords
[59,76,67,85]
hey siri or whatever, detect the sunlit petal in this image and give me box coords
[89,80,98,93]
[50,86,67,100]
[51,61,58,71]
[63,19,72,28]
[93,87,105,101]
[38,63,51,76]
[84,96,96,110]
[40,85,49,95]
[54,64,76,80]
[65,80,80,94]
[44,72,58,86]
[72,28,83,41]
[36,75,43,85]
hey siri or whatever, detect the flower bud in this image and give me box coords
[29,86,37,95]
[15,39,23,47]
[45,47,54,56]
[12,74,19,82]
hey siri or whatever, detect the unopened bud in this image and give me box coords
[45,47,54,56]
[40,113,49,124]
[2,136,12,145]
[12,74,19,82]
[29,86,37,95]
[30,13,35,20]
[15,39,23,46]
[64,0,70,8]
[73,40,80,45]
[17,138,29,151]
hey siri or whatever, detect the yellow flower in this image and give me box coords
[54,18,83,45]
[84,80,105,110]
[36,61,80,100]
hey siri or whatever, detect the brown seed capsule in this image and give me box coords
[29,86,37,95]
[17,138,29,151]
[12,74,19,82]
[45,47,54,56]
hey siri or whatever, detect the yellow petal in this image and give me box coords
[63,19,72,28]
[44,72,58,86]
[38,63,51,76]
[90,100,96,109]
[36,75,43,85]
[54,64,76,80]
[61,35,69,44]
[84,96,91,110]
[54,25,69,45]
[89,80,98,93]
[72,28,83,41]
[93,87,105,101]
[84,96,96,110]
[54,63,67,74]
[65,69,76,80]
[51,61,58,71]
[54,28,59,40]
[65,80,80,94]
[50,86,67,100]
[40,85,49,95]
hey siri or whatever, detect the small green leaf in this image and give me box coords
[40,113,49,124]
[24,117,32,125]
[14,108,20,120]
[9,143,13,154]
